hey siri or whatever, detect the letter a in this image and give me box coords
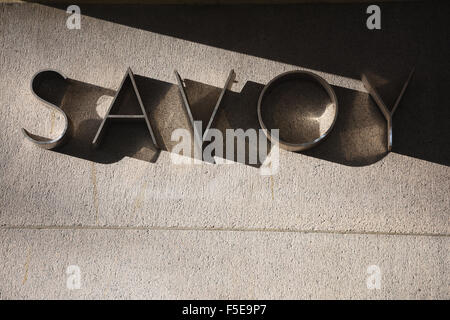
[66,5,81,30]
[366,5,381,30]
[92,67,159,151]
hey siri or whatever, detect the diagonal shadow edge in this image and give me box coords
[23,2,449,166]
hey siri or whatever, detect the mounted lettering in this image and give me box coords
[22,69,70,149]
[362,69,415,151]
[257,70,338,152]
[22,67,414,166]
[174,69,235,162]
[91,68,159,151]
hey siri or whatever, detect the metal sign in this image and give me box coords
[22,67,414,164]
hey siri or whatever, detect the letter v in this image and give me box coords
[362,68,414,152]
[92,67,159,151]
[174,69,235,163]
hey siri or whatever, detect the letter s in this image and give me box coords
[22,70,70,149]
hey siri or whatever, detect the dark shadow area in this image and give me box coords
[301,86,386,166]
[57,76,187,163]
[32,71,272,166]
[41,2,449,166]
[30,69,389,167]
[56,79,131,163]
[213,81,269,168]
[260,76,336,146]
[32,71,68,107]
